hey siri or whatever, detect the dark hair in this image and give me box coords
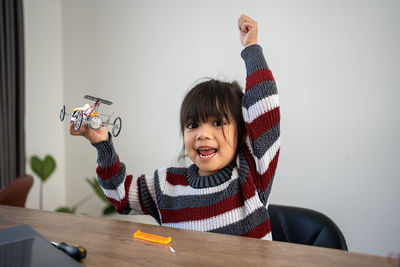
[179,79,246,161]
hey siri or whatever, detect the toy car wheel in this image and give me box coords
[60,105,66,121]
[90,116,102,130]
[74,110,83,131]
[112,117,122,137]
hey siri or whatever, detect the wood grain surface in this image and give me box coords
[0,205,390,267]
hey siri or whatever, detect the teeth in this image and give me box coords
[199,151,216,159]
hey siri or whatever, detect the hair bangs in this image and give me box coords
[180,80,232,129]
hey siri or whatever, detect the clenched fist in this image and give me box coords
[70,122,109,144]
[238,14,258,47]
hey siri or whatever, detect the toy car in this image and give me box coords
[60,95,122,137]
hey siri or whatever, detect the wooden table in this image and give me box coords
[0,205,390,266]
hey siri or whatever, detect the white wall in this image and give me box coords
[24,0,66,211]
[25,0,400,257]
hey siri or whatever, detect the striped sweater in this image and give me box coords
[93,44,280,240]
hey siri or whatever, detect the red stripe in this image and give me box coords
[137,177,150,214]
[240,177,257,201]
[244,146,280,192]
[246,69,274,92]
[166,172,189,186]
[245,107,280,142]
[242,219,271,239]
[96,157,121,180]
[259,149,280,192]
[106,175,133,213]
[160,193,244,223]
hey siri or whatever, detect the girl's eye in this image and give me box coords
[213,120,226,127]
[187,123,198,129]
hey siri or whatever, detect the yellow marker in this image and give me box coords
[133,230,171,245]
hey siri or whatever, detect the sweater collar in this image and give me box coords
[187,162,235,188]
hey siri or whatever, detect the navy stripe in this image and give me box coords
[241,44,269,75]
[252,123,280,159]
[167,167,187,176]
[92,133,118,168]
[154,169,164,207]
[242,81,277,109]
[257,174,275,206]
[210,207,269,236]
[120,204,131,214]
[186,163,234,188]
[157,153,250,210]
[139,175,161,224]
[97,162,126,190]
[237,151,250,184]
[157,177,241,210]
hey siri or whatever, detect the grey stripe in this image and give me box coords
[156,153,250,210]
[139,175,161,224]
[97,162,126,190]
[252,123,280,159]
[186,163,233,189]
[157,178,241,210]
[257,174,276,206]
[210,207,269,236]
[241,44,269,75]
[237,151,250,184]
[92,133,118,168]
[154,169,163,206]
[242,81,277,109]
[120,204,132,214]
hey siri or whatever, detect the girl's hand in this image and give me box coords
[238,14,258,47]
[70,122,109,144]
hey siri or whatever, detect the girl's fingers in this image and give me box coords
[241,22,254,33]
[69,122,86,136]
[238,15,257,32]
[240,23,257,37]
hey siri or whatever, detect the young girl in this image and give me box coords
[71,14,280,240]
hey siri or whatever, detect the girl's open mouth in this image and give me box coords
[197,147,217,159]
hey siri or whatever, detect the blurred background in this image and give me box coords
[23,0,399,256]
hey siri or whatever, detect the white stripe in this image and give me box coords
[102,180,126,202]
[157,168,168,194]
[128,170,162,214]
[128,176,142,213]
[246,137,280,175]
[261,232,272,240]
[243,94,279,124]
[162,191,263,232]
[161,168,239,197]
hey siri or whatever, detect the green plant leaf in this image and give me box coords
[56,206,76,213]
[29,155,56,182]
[42,155,56,181]
[103,204,116,215]
[30,156,43,179]
[85,177,108,203]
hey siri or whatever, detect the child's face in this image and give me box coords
[184,117,237,176]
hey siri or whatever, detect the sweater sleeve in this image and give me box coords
[92,134,160,223]
[240,44,280,202]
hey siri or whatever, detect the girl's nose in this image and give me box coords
[196,124,212,140]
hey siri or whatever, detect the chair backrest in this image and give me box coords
[0,174,34,207]
[268,204,348,250]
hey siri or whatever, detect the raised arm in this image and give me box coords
[239,15,280,201]
[92,134,161,223]
[70,121,160,221]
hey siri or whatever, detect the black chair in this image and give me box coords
[269,204,348,250]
